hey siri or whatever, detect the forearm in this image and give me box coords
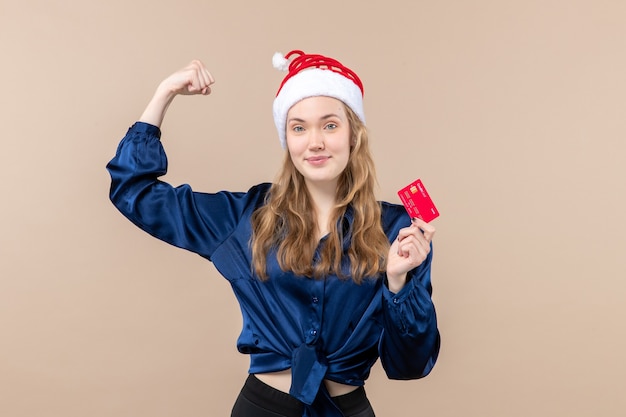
[380,279,440,379]
[379,256,440,379]
[137,59,215,127]
[138,84,178,128]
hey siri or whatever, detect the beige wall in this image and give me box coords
[1,0,625,416]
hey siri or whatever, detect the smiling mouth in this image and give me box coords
[306,156,330,163]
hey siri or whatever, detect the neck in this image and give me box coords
[306,180,338,239]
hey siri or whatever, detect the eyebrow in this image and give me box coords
[287,113,342,124]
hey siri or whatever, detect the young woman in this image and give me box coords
[107,50,440,417]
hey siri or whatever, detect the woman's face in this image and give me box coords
[285,96,351,191]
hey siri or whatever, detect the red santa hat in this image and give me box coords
[272,50,366,148]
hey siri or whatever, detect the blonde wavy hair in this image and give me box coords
[250,104,390,283]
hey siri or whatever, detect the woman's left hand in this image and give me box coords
[386,218,436,293]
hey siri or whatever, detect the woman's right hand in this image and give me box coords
[139,60,215,127]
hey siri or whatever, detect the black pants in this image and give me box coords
[231,374,375,417]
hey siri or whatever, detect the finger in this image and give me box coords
[389,236,402,257]
[396,233,417,257]
[396,241,420,263]
[200,67,215,86]
[203,70,215,95]
[183,69,202,93]
[201,74,213,95]
[399,233,429,255]
[393,231,414,257]
[196,65,213,91]
[411,217,436,241]
[397,223,429,245]
[184,60,208,93]
[395,231,420,257]
[199,69,215,95]
[395,224,417,242]
[398,235,431,263]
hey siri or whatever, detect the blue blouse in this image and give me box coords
[106,122,440,417]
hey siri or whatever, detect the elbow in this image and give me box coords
[108,182,129,214]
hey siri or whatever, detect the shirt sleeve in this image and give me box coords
[378,245,441,380]
[106,122,261,260]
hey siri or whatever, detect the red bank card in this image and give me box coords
[397,179,440,222]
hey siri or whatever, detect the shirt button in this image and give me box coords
[310,329,318,336]
[312,296,319,303]
[393,298,399,304]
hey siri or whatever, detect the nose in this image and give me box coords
[308,129,325,150]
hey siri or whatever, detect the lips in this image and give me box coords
[306,156,330,165]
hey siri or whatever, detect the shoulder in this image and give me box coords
[380,200,410,224]
[205,183,272,214]
[228,182,272,210]
[247,182,272,199]
[379,201,411,239]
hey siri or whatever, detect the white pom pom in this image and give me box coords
[272,52,289,71]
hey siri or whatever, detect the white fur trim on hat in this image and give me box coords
[272,68,365,148]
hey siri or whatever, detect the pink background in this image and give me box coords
[1,1,625,416]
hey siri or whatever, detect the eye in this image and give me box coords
[292,125,304,132]
[324,123,338,130]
